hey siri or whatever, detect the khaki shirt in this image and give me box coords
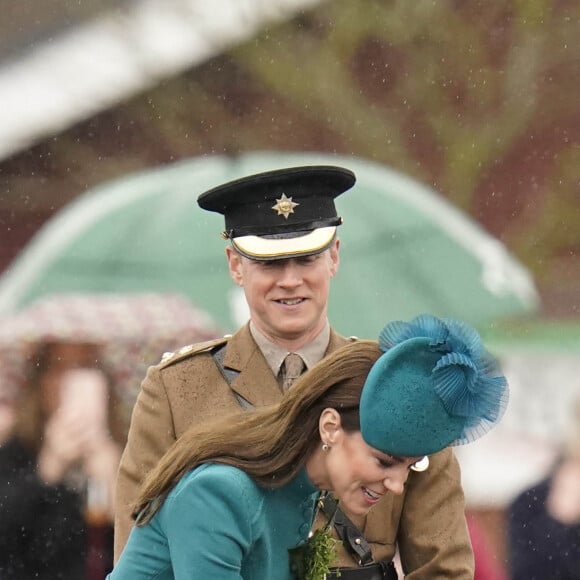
[114,323,474,577]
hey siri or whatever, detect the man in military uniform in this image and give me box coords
[114,165,474,578]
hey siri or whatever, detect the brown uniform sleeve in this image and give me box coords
[397,448,474,579]
[113,364,176,562]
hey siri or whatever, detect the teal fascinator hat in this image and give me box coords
[360,314,509,457]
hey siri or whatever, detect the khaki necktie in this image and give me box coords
[282,353,305,391]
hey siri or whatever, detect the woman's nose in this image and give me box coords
[383,468,408,496]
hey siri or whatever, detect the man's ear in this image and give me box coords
[319,408,342,445]
[329,238,340,277]
[225,246,243,286]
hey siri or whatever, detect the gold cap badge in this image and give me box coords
[271,193,299,219]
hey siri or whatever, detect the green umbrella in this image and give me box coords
[0,152,539,337]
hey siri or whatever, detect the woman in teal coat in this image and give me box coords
[109,314,508,580]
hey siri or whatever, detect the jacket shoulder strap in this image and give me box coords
[159,337,229,368]
[322,495,374,566]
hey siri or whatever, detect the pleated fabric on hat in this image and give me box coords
[360,313,509,457]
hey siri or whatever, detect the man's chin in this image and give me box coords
[272,319,316,339]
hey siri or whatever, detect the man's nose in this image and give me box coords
[277,262,303,286]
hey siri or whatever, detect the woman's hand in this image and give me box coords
[38,367,113,485]
[547,457,580,524]
[37,406,97,484]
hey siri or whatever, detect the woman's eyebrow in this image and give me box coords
[377,453,402,463]
[379,453,417,465]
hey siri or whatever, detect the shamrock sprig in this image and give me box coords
[289,527,341,580]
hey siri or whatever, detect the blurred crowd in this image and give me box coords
[0,292,220,579]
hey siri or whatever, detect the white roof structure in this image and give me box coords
[0,0,325,161]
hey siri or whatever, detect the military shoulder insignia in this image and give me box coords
[271,193,299,219]
[159,336,230,368]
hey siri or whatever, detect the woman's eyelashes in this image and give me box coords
[377,457,396,469]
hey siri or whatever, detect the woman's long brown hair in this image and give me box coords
[134,340,382,525]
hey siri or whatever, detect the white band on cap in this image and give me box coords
[232,226,337,259]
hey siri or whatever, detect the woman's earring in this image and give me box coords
[410,456,429,472]
[322,443,329,452]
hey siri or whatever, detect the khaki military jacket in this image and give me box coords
[114,323,474,578]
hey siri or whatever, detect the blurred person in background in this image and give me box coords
[506,396,580,579]
[0,341,126,580]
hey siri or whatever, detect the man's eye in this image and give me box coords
[298,256,317,265]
